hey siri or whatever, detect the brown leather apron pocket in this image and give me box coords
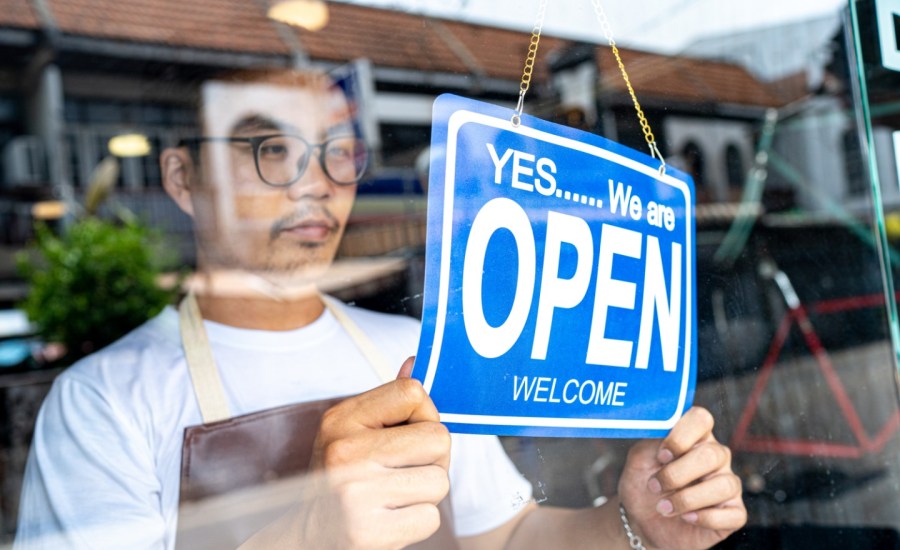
[179,397,345,504]
[176,396,458,549]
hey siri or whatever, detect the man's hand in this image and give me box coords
[300,358,451,549]
[617,407,746,550]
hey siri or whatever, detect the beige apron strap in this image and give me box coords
[179,292,232,424]
[321,294,396,384]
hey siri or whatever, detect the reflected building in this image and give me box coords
[0,2,795,270]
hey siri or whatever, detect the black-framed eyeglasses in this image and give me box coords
[178,134,369,186]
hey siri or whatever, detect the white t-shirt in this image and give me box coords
[15,301,533,549]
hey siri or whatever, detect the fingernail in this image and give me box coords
[658,448,674,464]
[656,499,673,516]
[682,512,698,523]
[648,477,662,494]
[396,357,415,379]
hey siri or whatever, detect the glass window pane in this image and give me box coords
[2,1,899,548]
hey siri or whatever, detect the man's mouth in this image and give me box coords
[271,209,340,244]
[278,219,337,243]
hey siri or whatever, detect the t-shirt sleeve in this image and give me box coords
[15,373,166,550]
[447,433,534,538]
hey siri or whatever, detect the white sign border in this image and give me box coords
[894,131,900,189]
[876,0,900,73]
[423,109,695,432]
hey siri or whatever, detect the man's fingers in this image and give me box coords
[652,441,731,492]
[331,465,450,510]
[305,363,448,549]
[379,503,442,548]
[658,473,742,517]
[381,465,450,508]
[683,500,748,532]
[340,500,442,549]
[375,422,451,470]
[321,377,439,436]
[658,407,715,461]
[323,421,451,470]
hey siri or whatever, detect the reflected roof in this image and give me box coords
[1,0,783,108]
[1,0,40,29]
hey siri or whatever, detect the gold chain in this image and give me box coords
[511,0,666,173]
[512,0,548,126]
[590,0,665,172]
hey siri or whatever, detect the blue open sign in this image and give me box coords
[412,94,696,438]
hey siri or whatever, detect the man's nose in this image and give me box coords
[286,154,333,201]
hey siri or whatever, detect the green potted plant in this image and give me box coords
[17,157,178,364]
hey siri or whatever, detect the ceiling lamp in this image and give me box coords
[108,133,151,157]
[31,200,67,220]
[268,0,329,31]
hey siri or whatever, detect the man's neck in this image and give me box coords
[195,292,325,331]
[189,269,325,330]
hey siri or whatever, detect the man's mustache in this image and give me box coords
[269,205,340,242]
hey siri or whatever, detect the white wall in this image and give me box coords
[663,116,755,201]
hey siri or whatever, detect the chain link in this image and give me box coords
[590,0,666,174]
[619,503,647,550]
[511,0,667,175]
[512,0,548,127]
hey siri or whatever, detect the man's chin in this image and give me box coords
[230,268,327,302]
[195,258,330,287]
[256,260,332,284]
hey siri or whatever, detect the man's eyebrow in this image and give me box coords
[229,115,301,136]
[325,122,355,138]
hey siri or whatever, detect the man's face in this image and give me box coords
[186,77,359,282]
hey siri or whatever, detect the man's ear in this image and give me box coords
[161,147,196,217]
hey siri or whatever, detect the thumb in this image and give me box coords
[626,438,666,473]
[397,356,416,379]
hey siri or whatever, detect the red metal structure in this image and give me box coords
[730,268,900,458]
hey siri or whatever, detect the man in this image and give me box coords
[16,70,745,549]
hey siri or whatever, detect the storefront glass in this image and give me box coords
[0,0,898,547]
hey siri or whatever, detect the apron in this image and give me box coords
[174,293,458,549]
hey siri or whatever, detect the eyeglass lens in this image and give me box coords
[256,136,367,186]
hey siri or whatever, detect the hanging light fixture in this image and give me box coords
[267,0,329,31]
[108,133,151,157]
[31,200,67,220]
